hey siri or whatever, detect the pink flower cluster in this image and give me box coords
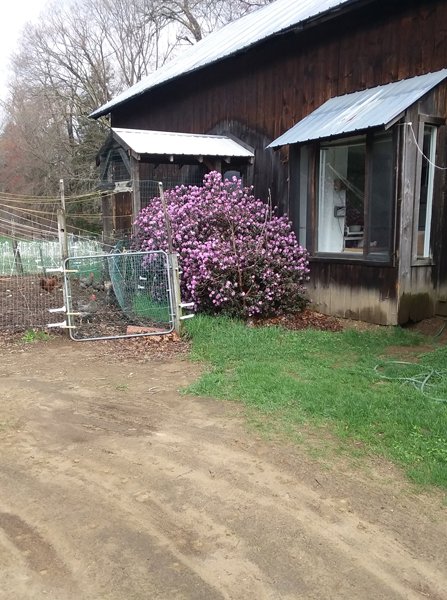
[134,171,310,318]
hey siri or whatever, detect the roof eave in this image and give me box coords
[90,0,372,120]
[268,124,389,148]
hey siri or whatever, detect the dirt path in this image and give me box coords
[0,338,446,600]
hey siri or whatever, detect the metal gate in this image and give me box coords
[58,250,176,341]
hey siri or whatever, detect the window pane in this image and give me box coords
[369,133,393,259]
[318,141,365,253]
[417,125,437,258]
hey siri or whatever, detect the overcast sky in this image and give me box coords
[0,0,50,103]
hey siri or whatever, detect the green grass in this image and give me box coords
[184,315,447,489]
[21,329,51,343]
[133,294,171,325]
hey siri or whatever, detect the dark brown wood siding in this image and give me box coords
[108,0,447,322]
[430,85,447,291]
[112,0,447,211]
[308,260,398,325]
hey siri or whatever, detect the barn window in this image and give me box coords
[317,131,394,260]
[415,124,437,258]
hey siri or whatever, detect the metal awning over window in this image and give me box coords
[268,69,447,148]
[109,128,254,162]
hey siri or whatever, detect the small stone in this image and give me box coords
[135,493,149,503]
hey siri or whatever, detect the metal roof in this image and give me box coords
[111,128,254,158]
[268,69,447,147]
[91,0,360,118]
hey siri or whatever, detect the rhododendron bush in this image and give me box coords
[133,172,309,318]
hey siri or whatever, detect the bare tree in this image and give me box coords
[0,0,272,202]
[154,0,273,44]
[81,0,170,88]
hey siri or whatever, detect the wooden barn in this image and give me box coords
[91,0,447,325]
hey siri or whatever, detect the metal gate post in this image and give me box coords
[169,252,182,335]
[168,252,195,335]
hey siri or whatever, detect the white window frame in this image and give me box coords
[413,123,437,260]
[316,131,394,262]
[317,137,366,255]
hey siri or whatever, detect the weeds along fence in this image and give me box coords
[0,236,103,332]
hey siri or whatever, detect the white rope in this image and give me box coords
[405,122,447,171]
[326,163,365,202]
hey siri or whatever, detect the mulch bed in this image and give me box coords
[406,316,447,342]
[89,332,190,362]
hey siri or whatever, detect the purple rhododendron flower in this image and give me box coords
[133,171,310,319]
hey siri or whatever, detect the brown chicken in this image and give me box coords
[39,276,59,293]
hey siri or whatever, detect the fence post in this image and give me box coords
[58,179,70,336]
[158,182,173,254]
[58,179,68,261]
[158,181,182,334]
[11,219,24,274]
[101,193,114,248]
[169,253,182,336]
[131,156,141,235]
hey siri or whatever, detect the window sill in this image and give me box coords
[411,258,434,267]
[310,253,394,267]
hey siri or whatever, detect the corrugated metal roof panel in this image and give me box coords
[91,0,356,118]
[268,70,447,147]
[112,128,254,158]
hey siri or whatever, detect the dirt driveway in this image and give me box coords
[0,337,446,600]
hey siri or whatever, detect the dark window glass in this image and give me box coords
[369,134,394,260]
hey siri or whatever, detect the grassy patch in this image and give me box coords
[185,315,447,489]
[21,329,51,343]
[133,294,171,325]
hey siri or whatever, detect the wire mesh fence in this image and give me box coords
[0,236,104,332]
[64,250,174,341]
[139,166,206,209]
[0,173,198,335]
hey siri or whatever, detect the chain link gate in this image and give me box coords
[51,250,179,341]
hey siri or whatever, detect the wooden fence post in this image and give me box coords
[58,179,68,261]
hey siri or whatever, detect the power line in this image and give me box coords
[0,188,104,204]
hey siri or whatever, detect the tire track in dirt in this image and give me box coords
[0,512,69,578]
[0,461,224,600]
[5,412,446,600]
[112,437,447,600]
[0,341,446,599]
[139,428,447,598]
